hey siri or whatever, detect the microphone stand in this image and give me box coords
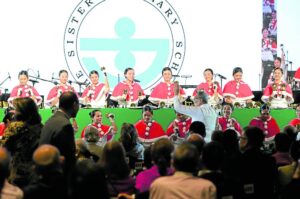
[0,75,10,87]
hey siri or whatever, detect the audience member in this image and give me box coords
[83,125,103,161]
[272,133,293,167]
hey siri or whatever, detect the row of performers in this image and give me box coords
[76,103,290,148]
[7,66,294,109]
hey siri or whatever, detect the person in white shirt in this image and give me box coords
[173,82,217,142]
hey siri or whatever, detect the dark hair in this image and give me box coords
[232,67,243,76]
[143,146,153,169]
[142,105,153,115]
[173,143,199,173]
[189,121,206,138]
[124,67,134,75]
[119,123,139,152]
[2,111,14,124]
[18,70,28,78]
[202,141,224,170]
[59,91,79,111]
[69,160,109,199]
[59,69,68,76]
[211,130,224,143]
[187,134,205,155]
[204,68,214,75]
[260,104,270,113]
[161,67,172,75]
[223,129,240,153]
[222,102,234,112]
[99,141,130,179]
[84,125,100,143]
[244,126,265,147]
[151,138,174,176]
[283,125,297,142]
[89,110,101,118]
[274,133,291,153]
[290,140,300,161]
[274,67,283,74]
[89,70,99,77]
[13,97,41,125]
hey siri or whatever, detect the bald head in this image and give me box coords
[187,134,205,154]
[33,144,60,167]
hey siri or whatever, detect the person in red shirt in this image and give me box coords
[217,103,242,134]
[289,104,300,131]
[81,109,117,146]
[135,105,167,148]
[249,104,280,142]
[0,111,14,137]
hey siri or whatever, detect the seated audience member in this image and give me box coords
[199,141,243,199]
[149,67,185,106]
[80,70,110,108]
[283,125,298,143]
[0,147,24,199]
[239,126,278,198]
[68,159,109,199]
[262,68,294,109]
[0,111,14,138]
[222,67,254,106]
[192,68,223,107]
[99,141,135,197]
[174,82,217,142]
[119,123,144,169]
[135,105,167,148]
[166,111,192,145]
[150,143,216,199]
[289,104,300,130]
[83,125,103,161]
[75,139,96,162]
[111,67,145,106]
[272,133,293,167]
[81,109,117,146]
[2,97,43,188]
[249,104,280,142]
[136,138,174,193]
[217,103,242,134]
[189,121,206,139]
[8,70,42,106]
[211,130,224,143]
[23,145,67,199]
[46,70,78,107]
[187,133,205,157]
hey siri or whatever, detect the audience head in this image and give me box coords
[211,130,224,143]
[119,123,138,152]
[143,146,153,169]
[69,160,109,199]
[142,105,153,123]
[202,141,224,171]
[223,129,240,152]
[189,121,206,138]
[194,90,208,105]
[173,143,199,173]
[187,133,205,155]
[75,139,94,161]
[18,70,29,85]
[84,125,100,143]
[99,141,130,179]
[33,144,62,175]
[151,138,174,176]
[0,147,10,190]
[283,125,297,142]
[274,133,291,153]
[59,91,79,118]
[242,126,265,149]
[13,97,41,125]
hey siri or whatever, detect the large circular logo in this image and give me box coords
[64,0,186,90]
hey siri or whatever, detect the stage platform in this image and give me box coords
[0,107,297,139]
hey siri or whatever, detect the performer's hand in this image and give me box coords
[174,81,180,96]
[246,99,252,104]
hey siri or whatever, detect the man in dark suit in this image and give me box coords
[39,91,79,174]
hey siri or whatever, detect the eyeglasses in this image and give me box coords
[261,112,270,115]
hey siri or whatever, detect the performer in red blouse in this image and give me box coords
[249,104,280,142]
[81,109,117,145]
[217,103,242,134]
[8,70,42,106]
[134,105,167,148]
[262,68,293,109]
[80,69,109,108]
[166,111,192,144]
[111,67,145,106]
[289,104,300,130]
[149,67,185,106]
[223,67,254,106]
[193,68,223,106]
[46,70,78,107]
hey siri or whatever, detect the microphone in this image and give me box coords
[68,80,72,84]
[29,79,39,84]
[181,75,192,78]
[172,75,180,77]
[134,79,140,83]
[8,73,11,80]
[215,73,227,80]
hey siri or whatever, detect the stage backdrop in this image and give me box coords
[0,0,299,97]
